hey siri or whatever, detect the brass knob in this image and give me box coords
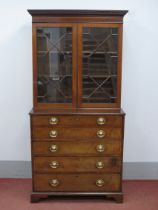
[50,144,58,153]
[96,144,105,152]
[97,117,106,125]
[50,117,58,125]
[49,179,59,187]
[97,130,105,138]
[49,161,60,169]
[49,130,58,138]
[96,179,105,187]
[96,161,105,169]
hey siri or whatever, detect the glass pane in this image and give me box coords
[37,27,72,103]
[82,27,118,103]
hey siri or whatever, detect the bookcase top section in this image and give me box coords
[28,10,128,17]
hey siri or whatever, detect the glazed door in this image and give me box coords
[78,24,122,108]
[33,24,77,109]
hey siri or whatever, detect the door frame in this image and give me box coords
[77,23,123,108]
[32,23,78,110]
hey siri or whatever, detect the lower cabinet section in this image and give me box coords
[30,112,125,203]
[33,173,121,192]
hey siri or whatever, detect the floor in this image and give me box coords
[0,179,158,210]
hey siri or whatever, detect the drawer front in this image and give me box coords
[34,173,121,192]
[32,115,122,127]
[32,127,122,140]
[32,140,122,156]
[33,156,121,173]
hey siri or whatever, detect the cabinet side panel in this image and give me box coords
[32,24,38,108]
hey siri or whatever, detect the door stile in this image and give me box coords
[72,24,78,108]
[77,24,83,108]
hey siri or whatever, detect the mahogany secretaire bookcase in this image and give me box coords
[28,9,128,203]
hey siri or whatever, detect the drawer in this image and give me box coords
[32,140,122,156]
[32,127,122,140]
[33,156,121,173]
[31,115,122,127]
[33,173,121,192]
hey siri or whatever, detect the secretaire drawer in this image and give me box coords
[31,115,123,127]
[32,140,122,156]
[33,173,121,192]
[33,156,121,173]
[32,127,122,140]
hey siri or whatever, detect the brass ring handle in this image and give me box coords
[97,130,105,138]
[96,161,105,169]
[49,161,60,169]
[97,117,106,125]
[96,179,105,187]
[50,144,58,153]
[50,117,58,125]
[96,144,105,152]
[49,179,59,187]
[49,130,58,138]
